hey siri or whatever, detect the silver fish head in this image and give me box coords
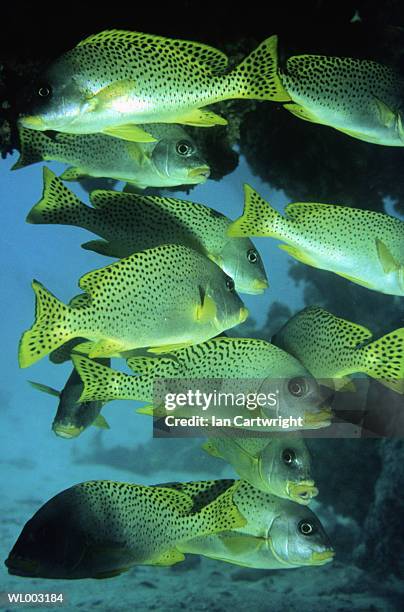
[219,238,268,294]
[259,364,333,430]
[151,133,210,185]
[202,269,249,332]
[268,502,334,567]
[260,437,317,504]
[19,55,87,132]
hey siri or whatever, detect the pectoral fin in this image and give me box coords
[136,405,155,416]
[376,238,399,274]
[334,377,356,392]
[103,124,157,143]
[202,440,223,458]
[93,414,110,429]
[374,97,397,128]
[126,142,150,165]
[29,381,60,397]
[195,285,217,323]
[222,534,265,556]
[86,80,136,108]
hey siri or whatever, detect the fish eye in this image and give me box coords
[288,377,309,398]
[37,85,52,98]
[282,448,296,465]
[298,520,317,536]
[247,248,258,264]
[176,140,194,156]
[225,278,235,292]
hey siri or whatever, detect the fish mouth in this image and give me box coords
[304,408,333,429]
[310,550,335,565]
[187,165,211,180]
[238,307,249,323]
[53,424,83,439]
[247,278,269,294]
[5,555,40,577]
[286,480,319,505]
[19,115,46,129]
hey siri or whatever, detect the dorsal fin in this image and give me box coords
[76,30,229,74]
[159,480,236,512]
[89,190,117,209]
[303,306,373,347]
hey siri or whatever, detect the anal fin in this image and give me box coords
[93,414,110,429]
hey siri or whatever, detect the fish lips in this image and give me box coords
[303,408,333,429]
[187,165,211,182]
[286,480,319,505]
[242,277,269,295]
[309,549,335,565]
[53,423,83,439]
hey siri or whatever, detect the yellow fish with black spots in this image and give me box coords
[72,337,332,430]
[228,185,404,296]
[27,168,268,295]
[272,306,404,394]
[5,479,245,579]
[165,480,334,570]
[14,124,210,189]
[20,30,289,142]
[18,244,248,367]
[202,432,318,504]
[277,43,404,145]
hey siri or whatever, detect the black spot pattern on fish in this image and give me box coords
[274,306,404,392]
[281,55,403,115]
[74,337,297,403]
[19,244,244,367]
[44,30,287,124]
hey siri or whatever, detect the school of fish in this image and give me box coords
[6,26,404,578]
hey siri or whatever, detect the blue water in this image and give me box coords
[1,144,402,611]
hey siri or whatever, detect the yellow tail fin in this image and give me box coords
[12,127,48,170]
[26,167,90,227]
[72,355,145,402]
[357,328,404,393]
[228,36,291,101]
[227,184,283,238]
[19,281,74,368]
